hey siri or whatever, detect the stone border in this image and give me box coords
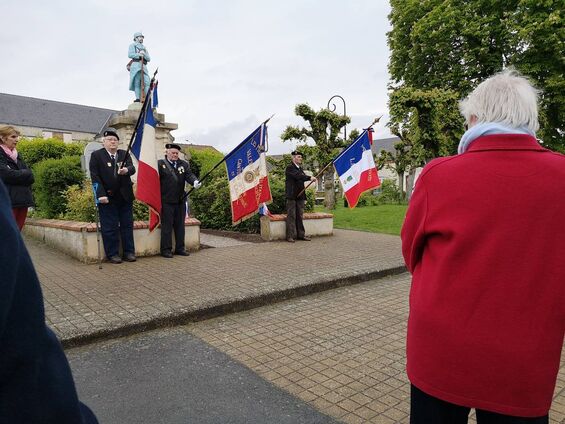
[24,217,200,263]
[260,212,333,241]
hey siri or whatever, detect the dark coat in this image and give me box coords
[0,180,98,423]
[285,163,310,200]
[158,158,198,204]
[0,148,34,208]
[89,148,136,203]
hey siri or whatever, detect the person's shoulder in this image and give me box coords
[417,155,461,182]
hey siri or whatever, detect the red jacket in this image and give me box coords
[401,134,565,417]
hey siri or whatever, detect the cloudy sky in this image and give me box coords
[1,0,392,154]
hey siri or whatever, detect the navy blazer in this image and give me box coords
[0,180,97,423]
[89,148,136,203]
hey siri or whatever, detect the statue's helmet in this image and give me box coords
[133,32,144,41]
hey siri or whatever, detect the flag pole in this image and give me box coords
[181,115,274,200]
[295,160,333,199]
[296,116,382,199]
[120,68,159,169]
[91,183,103,269]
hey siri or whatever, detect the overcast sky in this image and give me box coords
[1,0,392,154]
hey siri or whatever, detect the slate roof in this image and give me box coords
[372,136,400,155]
[0,93,118,134]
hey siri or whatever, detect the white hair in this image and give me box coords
[459,69,540,132]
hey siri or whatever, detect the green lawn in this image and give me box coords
[315,203,408,236]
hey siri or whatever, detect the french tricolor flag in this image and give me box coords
[334,129,380,208]
[225,124,272,225]
[131,89,161,231]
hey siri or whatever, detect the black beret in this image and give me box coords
[103,128,119,140]
[165,143,182,151]
[291,150,303,157]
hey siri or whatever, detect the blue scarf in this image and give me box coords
[458,123,535,154]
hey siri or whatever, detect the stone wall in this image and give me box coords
[24,218,200,263]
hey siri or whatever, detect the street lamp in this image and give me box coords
[327,94,347,141]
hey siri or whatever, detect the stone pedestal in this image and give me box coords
[98,103,178,156]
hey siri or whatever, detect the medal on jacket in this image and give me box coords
[107,162,112,167]
[178,166,185,174]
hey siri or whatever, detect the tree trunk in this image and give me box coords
[406,169,416,201]
[323,168,336,209]
[397,170,405,200]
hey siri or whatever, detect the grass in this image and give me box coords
[315,203,408,236]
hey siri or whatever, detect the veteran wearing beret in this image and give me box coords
[89,129,136,264]
[285,150,316,242]
[158,143,201,258]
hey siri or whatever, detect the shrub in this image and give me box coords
[375,179,403,204]
[18,138,86,169]
[349,179,405,207]
[187,147,225,179]
[61,183,97,221]
[62,181,149,222]
[33,156,84,218]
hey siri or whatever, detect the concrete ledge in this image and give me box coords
[24,217,200,263]
[260,212,333,241]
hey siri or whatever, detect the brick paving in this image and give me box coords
[187,274,565,424]
[25,228,565,422]
[26,229,405,345]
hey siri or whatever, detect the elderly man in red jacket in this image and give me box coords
[402,70,565,423]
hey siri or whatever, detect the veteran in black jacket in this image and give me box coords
[157,143,200,258]
[285,150,316,242]
[0,179,98,423]
[0,126,34,230]
[89,129,136,264]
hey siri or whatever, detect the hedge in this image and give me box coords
[33,156,84,218]
[18,138,85,168]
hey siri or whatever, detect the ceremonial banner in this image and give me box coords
[131,88,161,231]
[225,124,272,225]
[334,129,380,208]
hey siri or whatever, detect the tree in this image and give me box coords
[281,104,350,209]
[509,0,564,151]
[387,0,564,160]
[385,87,463,197]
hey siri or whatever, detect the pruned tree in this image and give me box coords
[281,104,351,209]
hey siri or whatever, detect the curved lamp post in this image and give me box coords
[327,94,347,141]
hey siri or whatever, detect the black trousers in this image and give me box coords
[160,202,186,254]
[410,385,549,424]
[286,199,305,239]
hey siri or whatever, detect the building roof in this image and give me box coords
[0,93,118,134]
[372,136,400,155]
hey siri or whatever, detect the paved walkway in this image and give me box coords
[26,229,406,346]
[26,230,565,422]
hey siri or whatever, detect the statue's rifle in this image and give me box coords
[140,51,146,103]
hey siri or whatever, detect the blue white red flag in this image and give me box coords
[225,124,272,225]
[258,203,272,217]
[334,129,380,208]
[131,87,161,231]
